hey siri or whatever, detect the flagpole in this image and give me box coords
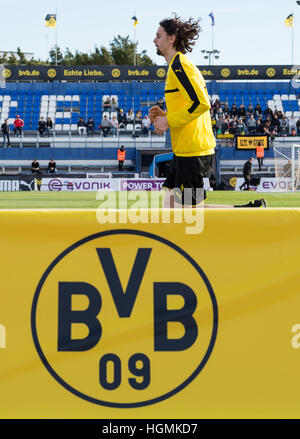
[55,8,58,66]
[211,23,214,66]
[292,11,294,65]
[133,12,136,66]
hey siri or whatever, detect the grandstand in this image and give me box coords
[0,79,299,180]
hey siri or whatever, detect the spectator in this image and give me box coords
[214,115,226,135]
[297,118,300,136]
[271,114,280,135]
[126,109,135,124]
[111,97,118,111]
[288,115,297,136]
[77,118,87,136]
[117,145,126,171]
[142,114,151,135]
[279,116,289,136]
[256,119,265,134]
[135,110,143,124]
[156,97,166,110]
[103,97,111,112]
[254,104,262,118]
[236,118,246,135]
[228,117,237,135]
[38,116,47,137]
[13,115,24,137]
[47,159,56,173]
[246,115,257,134]
[230,104,238,118]
[238,104,246,118]
[86,117,95,137]
[46,117,53,137]
[117,109,126,128]
[263,107,273,120]
[1,119,11,147]
[31,159,40,174]
[100,115,112,137]
[246,104,254,118]
[222,103,231,117]
[111,116,119,137]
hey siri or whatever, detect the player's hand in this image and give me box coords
[149,106,165,124]
[153,116,169,135]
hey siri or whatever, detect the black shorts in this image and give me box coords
[163,154,214,205]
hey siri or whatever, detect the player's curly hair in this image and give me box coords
[159,14,201,54]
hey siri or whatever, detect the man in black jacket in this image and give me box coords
[38,117,47,136]
[240,157,253,191]
[1,119,11,147]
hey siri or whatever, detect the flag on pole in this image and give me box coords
[45,14,56,28]
[285,14,294,27]
[131,16,138,27]
[209,12,215,26]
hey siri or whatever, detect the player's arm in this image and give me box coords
[166,58,210,128]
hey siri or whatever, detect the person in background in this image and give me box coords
[142,114,151,135]
[256,142,264,171]
[77,117,87,136]
[86,117,95,137]
[38,116,47,137]
[239,157,253,191]
[117,145,126,171]
[1,119,11,147]
[13,115,24,137]
[46,117,53,137]
[111,116,119,137]
[47,159,56,173]
[31,159,40,174]
[100,115,112,137]
[297,118,300,136]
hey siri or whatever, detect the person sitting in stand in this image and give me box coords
[38,117,47,137]
[46,117,53,137]
[77,118,87,136]
[13,115,24,137]
[111,116,119,137]
[102,97,111,112]
[47,159,56,173]
[135,110,143,124]
[117,108,126,128]
[31,159,40,174]
[99,115,112,137]
[86,117,95,137]
[142,114,151,135]
[126,109,135,125]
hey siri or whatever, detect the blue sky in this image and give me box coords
[1,0,299,66]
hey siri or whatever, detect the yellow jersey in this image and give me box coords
[165,52,216,157]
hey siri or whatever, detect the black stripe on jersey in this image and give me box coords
[171,54,200,114]
[165,88,179,93]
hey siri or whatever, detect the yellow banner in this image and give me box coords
[236,135,269,149]
[1,209,300,419]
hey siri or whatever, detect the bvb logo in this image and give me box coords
[47,69,57,79]
[2,68,11,79]
[229,177,237,188]
[221,68,231,78]
[112,68,121,78]
[31,230,218,408]
[156,68,166,78]
[266,68,276,78]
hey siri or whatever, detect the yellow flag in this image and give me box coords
[285,14,294,27]
[131,16,138,27]
[45,14,56,28]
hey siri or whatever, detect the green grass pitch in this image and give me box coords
[1,191,300,209]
